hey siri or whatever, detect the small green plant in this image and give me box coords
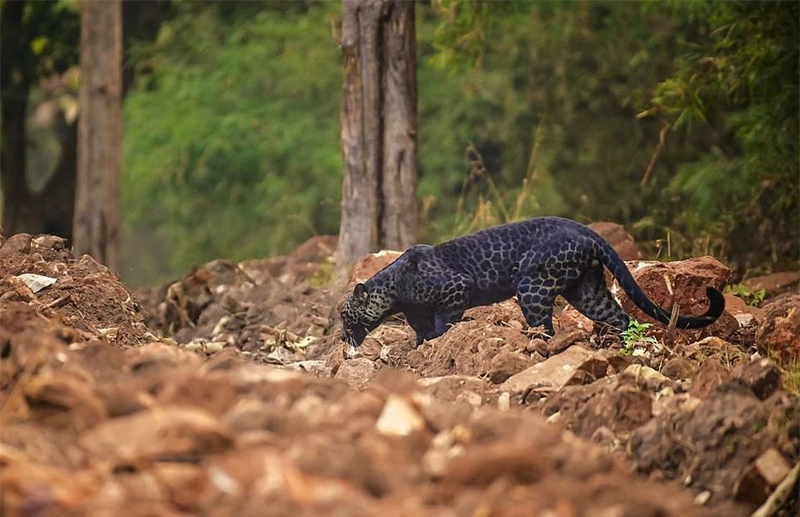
[620,319,659,356]
[724,283,766,307]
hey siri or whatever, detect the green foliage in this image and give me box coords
[643,0,799,268]
[122,2,343,284]
[724,283,766,307]
[117,0,798,286]
[620,320,658,356]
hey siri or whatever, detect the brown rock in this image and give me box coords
[743,271,800,299]
[542,376,652,438]
[0,462,103,515]
[334,357,380,389]
[731,358,781,400]
[545,328,588,355]
[614,256,731,327]
[556,304,595,334]
[623,364,674,392]
[419,375,487,402]
[689,358,730,399]
[80,407,233,465]
[500,345,608,393]
[734,448,792,506]
[588,221,642,260]
[756,294,800,363]
[0,275,36,303]
[488,350,532,383]
[23,375,107,431]
[347,250,403,288]
[0,233,32,259]
[443,442,546,487]
[662,356,698,381]
[288,234,337,263]
[526,338,549,355]
[157,372,240,417]
[375,394,426,437]
[723,294,764,324]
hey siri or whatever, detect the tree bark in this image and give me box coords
[74,0,122,270]
[336,0,418,275]
[381,0,417,250]
[0,0,37,236]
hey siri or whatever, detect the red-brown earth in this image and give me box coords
[0,229,798,517]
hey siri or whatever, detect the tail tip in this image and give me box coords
[705,286,726,318]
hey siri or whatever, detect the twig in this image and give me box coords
[663,302,680,350]
[641,122,670,187]
[46,294,71,309]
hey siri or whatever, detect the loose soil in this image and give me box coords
[1,233,797,517]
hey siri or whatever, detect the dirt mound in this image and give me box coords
[0,233,149,346]
[2,234,797,516]
[135,236,341,362]
[1,314,744,517]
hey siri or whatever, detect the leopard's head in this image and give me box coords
[340,282,391,348]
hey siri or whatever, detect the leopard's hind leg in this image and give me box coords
[562,259,630,332]
[514,240,585,336]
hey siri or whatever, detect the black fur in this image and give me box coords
[339,217,725,348]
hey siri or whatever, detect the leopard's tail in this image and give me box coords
[591,235,725,329]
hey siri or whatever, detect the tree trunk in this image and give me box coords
[381,0,417,250]
[336,0,418,276]
[74,0,122,270]
[0,0,38,236]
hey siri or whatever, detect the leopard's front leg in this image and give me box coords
[404,309,437,347]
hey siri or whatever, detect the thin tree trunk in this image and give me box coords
[336,0,418,276]
[0,0,38,236]
[381,0,417,250]
[74,0,122,270]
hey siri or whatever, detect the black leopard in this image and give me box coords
[339,216,725,348]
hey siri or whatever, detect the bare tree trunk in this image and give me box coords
[381,0,417,250]
[74,0,122,270]
[336,0,418,276]
[0,0,37,236]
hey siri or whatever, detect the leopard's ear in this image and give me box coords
[354,283,368,299]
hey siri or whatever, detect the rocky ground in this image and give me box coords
[1,226,798,517]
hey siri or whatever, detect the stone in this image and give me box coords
[80,407,234,465]
[723,294,764,324]
[418,375,487,402]
[488,350,532,383]
[731,358,781,400]
[375,394,425,437]
[623,364,672,392]
[334,357,380,389]
[662,356,698,381]
[613,256,731,327]
[500,345,608,393]
[0,233,32,259]
[756,294,800,363]
[743,271,800,299]
[689,358,730,399]
[545,328,588,355]
[734,448,792,506]
[23,375,107,431]
[556,305,595,335]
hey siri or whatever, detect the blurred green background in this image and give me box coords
[7,0,799,287]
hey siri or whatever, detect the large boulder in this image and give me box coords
[612,256,732,327]
[756,294,800,363]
